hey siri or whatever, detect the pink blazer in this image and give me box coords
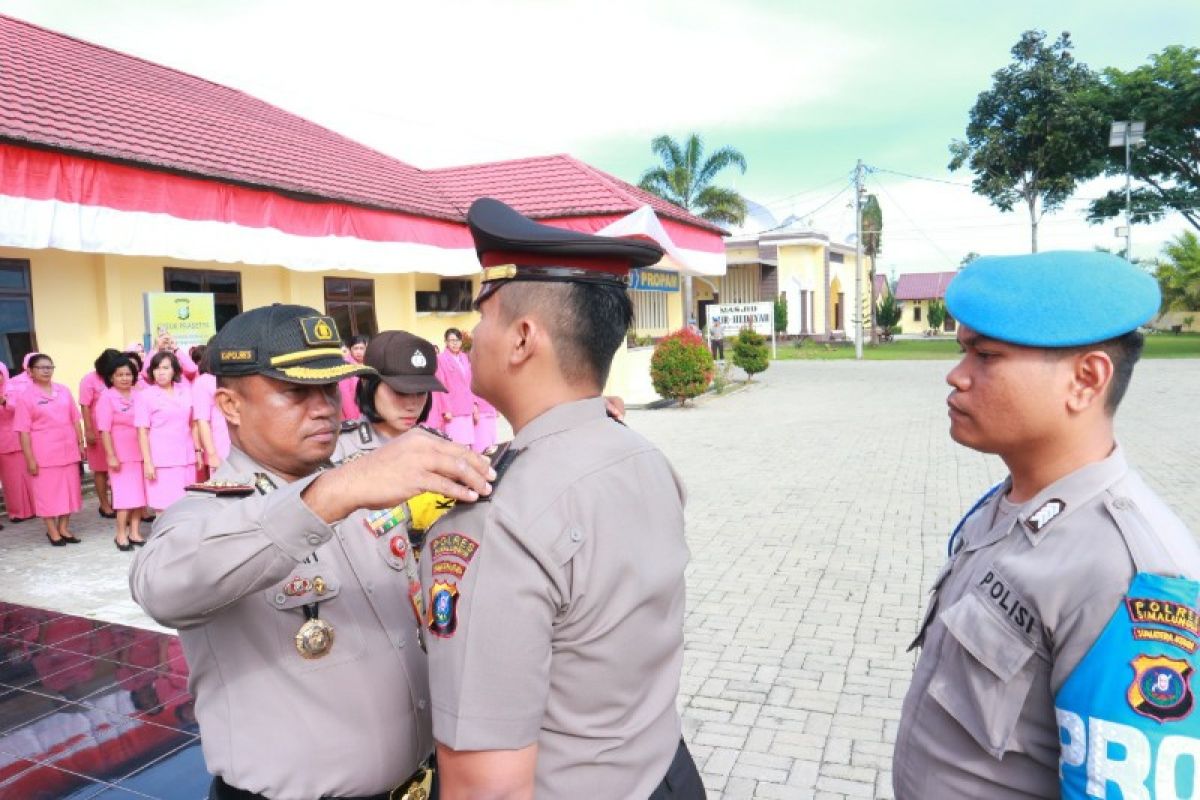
[78,371,105,417]
[434,351,475,417]
[191,373,230,459]
[134,384,195,467]
[0,370,22,454]
[95,387,141,463]
[12,383,81,467]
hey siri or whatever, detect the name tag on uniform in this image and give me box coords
[975,565,1041,640]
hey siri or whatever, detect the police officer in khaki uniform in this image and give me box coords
[419,198,704,798]
[894,252,1200,798]
[129,304,495,800]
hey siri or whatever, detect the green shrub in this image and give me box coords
[773,296,788,334]
[650,328,714,405]
[732,328,769,380]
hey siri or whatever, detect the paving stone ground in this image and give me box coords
[1,359,1197,798]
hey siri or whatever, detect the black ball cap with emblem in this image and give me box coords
[363,331,446,395]
[467,197,665,307]
[208,303,377,385]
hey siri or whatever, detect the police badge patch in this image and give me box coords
[1128,654,1195,722]
[428,581,459,638]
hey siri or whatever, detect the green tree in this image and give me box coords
[875,289,902,341]
[638,134,748,226]
[1154,231,1200,312]
[949,30,1107,252]
[927,299,948,333]
[861,194,883,343]
[960,251,982,267]
[731,328,769,381]
[773,296,788,334]
[1087,46,1200,232]
[650,328,715,405]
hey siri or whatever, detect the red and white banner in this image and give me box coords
[0,142,479,275]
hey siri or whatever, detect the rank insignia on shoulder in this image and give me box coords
[478,442,522,501]
[186,479,255,496]
[1025,498,1066,533]
[339,419,361,434]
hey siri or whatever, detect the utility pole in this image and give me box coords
[854,159,864,360]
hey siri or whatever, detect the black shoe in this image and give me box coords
[61,534,81,544]
[9,516,31,524]
[99,509,117,519]
[114,539,134,552]
[130,537,147,547]
[45,533,66,547]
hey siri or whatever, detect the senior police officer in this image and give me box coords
[418,198,704,799]
[130,304,495,800]
[893,252,1200,799]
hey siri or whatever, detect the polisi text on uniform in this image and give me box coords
[978,570,1038,636]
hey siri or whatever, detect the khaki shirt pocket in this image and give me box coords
[261,568,363,672]
[927,592,1042,759]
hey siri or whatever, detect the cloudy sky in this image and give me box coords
[2,0,1196,275]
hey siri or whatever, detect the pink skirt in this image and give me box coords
[109,460,147,510]
[145,464,191,510]
[473,415,497,454]
[85,440,108,472]
[0,449,36,519]
[444,416,475,448]
[30,463,83,518]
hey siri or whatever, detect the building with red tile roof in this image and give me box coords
[893,270,959,334]
[0,12,723,392]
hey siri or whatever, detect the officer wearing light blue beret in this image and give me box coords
[894,251,1200,799]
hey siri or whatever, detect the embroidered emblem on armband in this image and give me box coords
[1127,598,1200,636]
[428,581,459,638]
[1128,654,1195,721]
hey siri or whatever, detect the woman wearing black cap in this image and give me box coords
[340,330,456,552]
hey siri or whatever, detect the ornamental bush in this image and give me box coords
[650,328,714,405]
[731,327,769,381]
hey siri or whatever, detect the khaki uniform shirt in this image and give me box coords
[894,446,1200,799]
[129,447,432,800]
[420,397,689,797]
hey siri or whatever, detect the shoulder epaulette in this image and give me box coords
[186,479,255,496]
[479,441,522,502]
[340,419,362,433]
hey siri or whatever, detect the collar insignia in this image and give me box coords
[1025,498,1066,533]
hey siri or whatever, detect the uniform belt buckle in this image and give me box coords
[388,766,432,800]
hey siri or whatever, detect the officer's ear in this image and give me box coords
[214,379,244,428]
[1065,349,1114,415]
[508,314,540,369]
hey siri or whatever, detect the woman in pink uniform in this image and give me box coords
[338,334,369,420]
[190,344,229,475]
[472,393,498,454]
[96,355,145,550]
[13,353,84,545]
[135,352,196,513]
[79,349,120,519]
[0,362,35,522]
[434,328,477,446]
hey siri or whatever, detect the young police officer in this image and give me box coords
[419,199,704,798]
[894,252,1200,799]
[130,304,494,800]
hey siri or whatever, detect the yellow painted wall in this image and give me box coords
[898,299,932,335]
[775,243,827,333]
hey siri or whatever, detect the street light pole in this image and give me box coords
[854,159,864,360]
[1109,120,1145,263]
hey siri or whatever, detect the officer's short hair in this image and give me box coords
[1053,330,1144,414]
[498,282,633,389]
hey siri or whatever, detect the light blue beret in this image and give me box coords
[945,251,1161,347]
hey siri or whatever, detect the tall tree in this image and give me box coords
[1155,231,1200,312]
[949,30,1107,252]
[1087,46,1200,232]
[638,134,748,226]
[861,194,883,343]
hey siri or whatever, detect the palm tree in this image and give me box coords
[638,134,748,226]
